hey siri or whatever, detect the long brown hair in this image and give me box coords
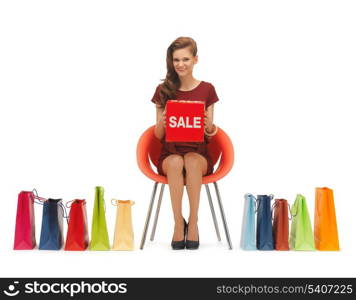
[157,37,198,107]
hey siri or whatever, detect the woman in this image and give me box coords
[151,37,219,250]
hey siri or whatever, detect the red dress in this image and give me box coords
[151,81,219,175]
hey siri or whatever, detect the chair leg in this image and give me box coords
[213,182,233,250]
[205,184,221,242]
[140,182,158,250]
[150,184,165,241]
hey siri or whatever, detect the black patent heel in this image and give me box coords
[171,219,187,250]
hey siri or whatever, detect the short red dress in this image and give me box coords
[151,81,219,175]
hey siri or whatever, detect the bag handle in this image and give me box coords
[244,193,257,213]
[271,199,293,221]
[111,199,135,206]
[66,200,74,208]
[269,194,275,220]
[32,189,69,223]
[65,200,86,224]
[32,188,48,205]
[271,199,277,221]
[58,201,69,224]
[252,194,274,214]
[291,198,299,217]
[65,199,86,208]
[291,194,305,217]
[288,203,293,220]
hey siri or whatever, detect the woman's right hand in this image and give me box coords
[154,107,166,140]
[159,109,166,127]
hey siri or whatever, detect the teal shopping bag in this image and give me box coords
[240,193,256,250]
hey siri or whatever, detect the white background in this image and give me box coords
[1,0,355,277]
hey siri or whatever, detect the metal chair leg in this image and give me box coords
[140,182,158,250]
[150,184,165,241]
[213,182,233,250]
[205,184,221,242]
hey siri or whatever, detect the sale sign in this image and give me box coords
[166,100,205,142]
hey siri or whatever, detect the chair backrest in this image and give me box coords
[207,134,223,166]
[147,129,162,167]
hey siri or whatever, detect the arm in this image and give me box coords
[204,104,215,139]
[154,105,166,140]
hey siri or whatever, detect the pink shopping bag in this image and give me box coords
[14,189,46,250]
[14,191,36,249]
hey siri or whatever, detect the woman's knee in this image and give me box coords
[184,152,207,174]
[162,155,184,174]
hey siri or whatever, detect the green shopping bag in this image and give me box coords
[89,186,111,250]
[289,194,315,251]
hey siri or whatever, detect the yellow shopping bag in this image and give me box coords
[111,200,135,251]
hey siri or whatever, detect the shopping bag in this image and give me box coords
[272,199,290,250]
[314,187,340,251]
[89,186,110,250]
[65,199,89,251]
[256,194,274,250]
[289,194,315,251]
[112,200,135,251]
[240,193,256,250]
[14,191,36,250]
[39,198,67,250]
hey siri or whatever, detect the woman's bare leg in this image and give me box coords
[183,152,208,241]
[162,154,185,241]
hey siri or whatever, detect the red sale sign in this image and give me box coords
[166,100,205,142]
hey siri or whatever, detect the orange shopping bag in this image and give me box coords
[314,187,340,251]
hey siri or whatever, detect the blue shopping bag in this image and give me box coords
[256,194,274,250]
[240,193,257,250]
[39,198,67,250]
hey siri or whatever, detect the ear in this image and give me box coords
[194,55,199,65]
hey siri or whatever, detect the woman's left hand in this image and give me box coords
[204,110,214,133]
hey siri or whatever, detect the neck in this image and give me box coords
[179,75,198,90]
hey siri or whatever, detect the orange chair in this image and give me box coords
[137,126,234,249]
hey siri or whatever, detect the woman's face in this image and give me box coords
[172,47,198,78]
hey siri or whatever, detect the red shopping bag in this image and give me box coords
[272,199,290,250]
[14,189,46,250]
[166,100,205,142]
[65,199,89,251]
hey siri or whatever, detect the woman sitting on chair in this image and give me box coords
[151,36,219,250]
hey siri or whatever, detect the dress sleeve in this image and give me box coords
[151,85,161,105]
[206,83,219,107]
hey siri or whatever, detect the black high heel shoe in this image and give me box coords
[186,223,199,250]
[171,219,187,250]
